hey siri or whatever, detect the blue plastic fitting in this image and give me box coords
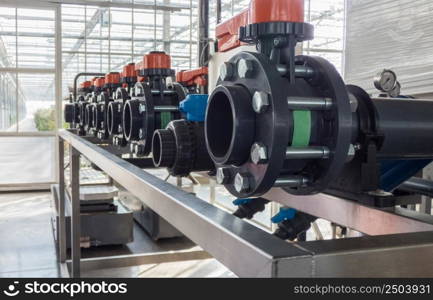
[179,94,208,122]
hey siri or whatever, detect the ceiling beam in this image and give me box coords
[4,0,190,11]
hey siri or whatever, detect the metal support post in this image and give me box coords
[58,138,67,263]
[216,0,222,24]
[163,0,171,54]
[421,196,432,215]
[198,0,210,88]
[70,145,81,278]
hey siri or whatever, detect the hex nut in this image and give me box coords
[252,91,270,114]
[237,59,254,78]
[251,143,268,164]
[234,173,251,193]
[216,168,231,184]
[220,62,235,81]
[139,103,146,114]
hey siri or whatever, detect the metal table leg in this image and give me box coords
[58,138,67,263]
[70,145,81,278]
[421,196,432,214]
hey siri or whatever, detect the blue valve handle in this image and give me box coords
[271,208,297,224]
[233,198,255,206]
[179,94,208,122]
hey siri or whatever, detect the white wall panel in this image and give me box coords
[345,0,433,96]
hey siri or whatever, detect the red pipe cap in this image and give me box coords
[95,77,105,88]
[122,63,137,78]
[144,51,171,69]
[105,72,121,84]
[249,0,304,24]
[91,77,98,86]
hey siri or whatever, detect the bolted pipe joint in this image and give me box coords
[205,53,354,198]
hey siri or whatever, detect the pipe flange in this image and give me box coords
[64,103,75,123]
[123,83,154,156]
[205,51,352,198]
[108,101,123,135]
[84,103,95,132]
[206,51,290,197]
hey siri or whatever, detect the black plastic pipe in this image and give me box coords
[399,177,433,198]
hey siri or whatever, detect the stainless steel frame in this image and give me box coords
[265,189,433,236]
[58,129,433,278]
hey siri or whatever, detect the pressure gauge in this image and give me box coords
[389,81,401,98]
[374,69,397,92]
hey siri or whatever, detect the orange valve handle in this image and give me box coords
[176,67,208,87]
[215,9,249,53]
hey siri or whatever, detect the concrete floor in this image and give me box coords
[0,191,59,277]
[0,185,329,278]
[0,191,233,278]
